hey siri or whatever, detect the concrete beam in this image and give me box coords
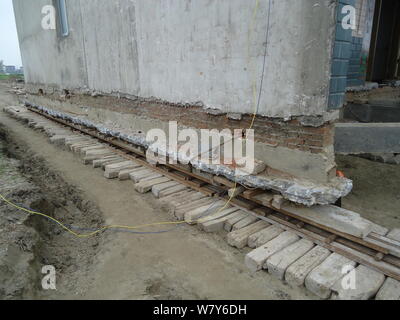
[335,123,400,154]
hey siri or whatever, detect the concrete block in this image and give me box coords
[387,229,400,241]
[305,253,356,299]
[197,207,239,230]
[104,161,139,179]
[133,172,163,184]
[49,135,68,145]
[282,203,373,238]
[184,200,226,224]
[97,158,126,169]
[69,142,92,152]
[162,192,206,210]
[245,231,300,273]
[129,169,155,183]
[331,265,385,300]
[83,149,115,164]
[248,225,283,248]
[232,215,259,231]
[227,221,270,249]
[152,181,180,198]
[201,211,247,233]
[72,143,99,153]
[224,211,248,232]
[80,145,106,156]
[118,168,144,180]
[265,239,315,280]
[285,246,331,287]
[158,184,189,198]
[375,278,400,300]
[134,177,171,193]
[335,123,400,154]
[174,198,217,220]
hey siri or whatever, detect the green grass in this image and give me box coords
[0,74,24,81]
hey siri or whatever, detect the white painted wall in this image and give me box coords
[13,0,337,117]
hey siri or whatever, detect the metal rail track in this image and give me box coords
[26,105,400,281]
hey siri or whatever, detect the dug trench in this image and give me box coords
[0,111,316,300]
[0,124,103,299]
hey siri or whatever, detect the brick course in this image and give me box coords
[28,91,334,155]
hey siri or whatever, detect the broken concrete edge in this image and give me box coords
[19,102,352,206]
[346,82,379,92]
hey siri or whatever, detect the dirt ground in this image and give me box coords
[336,155,400,230]
[0,81,317,300]
[1,80,399,300]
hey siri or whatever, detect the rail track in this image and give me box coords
[16,103,400,283]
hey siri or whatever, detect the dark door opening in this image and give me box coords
[367,0,400,82]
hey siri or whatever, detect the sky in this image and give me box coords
[0,0,22,67]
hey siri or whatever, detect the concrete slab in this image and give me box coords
[184,201,226,224]
[201,211,247,233]
[285,246,331,287]
[245,231,300,273]
[134,177,171,193]
[305,253,356,299]
[152,181,180,198]
[335,123,400,154]
[331,265,385,300]
[282,203,373,238]
[248,225,283,249]
[375,278,400,300]
[232,216,260,231]
[265,239,315,280]
[227,221,270,249]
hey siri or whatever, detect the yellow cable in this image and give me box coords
[0,192,236,238]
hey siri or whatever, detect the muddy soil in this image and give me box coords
[336,155,400,230]
[0,126,104,299]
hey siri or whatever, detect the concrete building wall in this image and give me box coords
[13,0,338,118]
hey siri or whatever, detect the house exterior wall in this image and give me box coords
[13,0,348,185]
[13,0,339,118]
